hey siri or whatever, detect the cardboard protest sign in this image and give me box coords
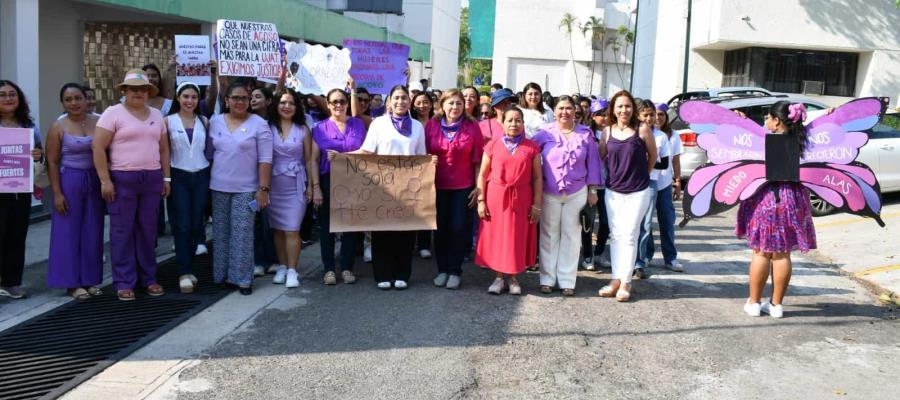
[283,41,351,95]
[329,154,436,232]
[215,19,281,81]
[343,39,410,94]
[0,128,34,193]
[175,35,211,85]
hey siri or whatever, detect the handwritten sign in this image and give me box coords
[283,41,351,95]
[329,154,436,232]
[175,35,211,85]
[215,19,281,80]
[343,39,410,94]
[0,128,34,193]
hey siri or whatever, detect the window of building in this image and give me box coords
[722,47,858,97]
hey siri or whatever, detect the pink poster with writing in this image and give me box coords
[0,127,34,193]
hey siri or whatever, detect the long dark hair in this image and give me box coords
[387,84,410,117]
[269,88,307,132]
[168,83,201,117]
[656,107,672,136]
[768,100,809,152]
[0,80,35,128]
[607,90,640,128]
[411,91,434,120]
[463,86,481,119]
[522,82,546,114]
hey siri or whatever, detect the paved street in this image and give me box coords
[49,198,900,400]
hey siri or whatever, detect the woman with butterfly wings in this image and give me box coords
[679,97,887,318]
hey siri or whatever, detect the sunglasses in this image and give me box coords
[329,99,348,106]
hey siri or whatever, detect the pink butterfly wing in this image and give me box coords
[678,101,766,164]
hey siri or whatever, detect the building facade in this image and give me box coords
[487,0,636,96]
[632,0,900,106]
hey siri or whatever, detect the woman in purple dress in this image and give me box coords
[46,83,104,300]
[268,89,319,288]
[737,101,817,319]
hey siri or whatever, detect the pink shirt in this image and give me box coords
[97,104,164,171]
[478,118,503,143]
[425,118,484,190]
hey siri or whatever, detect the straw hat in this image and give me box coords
[116,69,159,97]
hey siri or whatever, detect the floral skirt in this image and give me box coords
[735,182,817,253]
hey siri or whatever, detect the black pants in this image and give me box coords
[435,188,471,275]
[318,174,360,273]
[372,231,415,283]
[581,189,610,258]
[0,193,32,287]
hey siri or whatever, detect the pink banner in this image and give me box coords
[0,127,34,193]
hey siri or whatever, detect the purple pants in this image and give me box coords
[108,169,162,290]
[47,167,104,288]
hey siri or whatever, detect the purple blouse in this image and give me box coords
[312,117,366,174]
[206,114,273,193]
[532,123,603,196]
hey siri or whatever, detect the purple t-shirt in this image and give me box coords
[532,124,603,196]
[311,117,366,175]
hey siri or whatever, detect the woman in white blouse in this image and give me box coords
[520,82,554,138]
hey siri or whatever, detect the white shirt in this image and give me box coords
[360,115,426,156]
[522,108,554,138]
[656,131,683,190]
[166,114,210,172]
[649,127,671,183]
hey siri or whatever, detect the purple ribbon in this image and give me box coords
[391,114,412,137]
[502,134,523,154]
[440,117,463,141]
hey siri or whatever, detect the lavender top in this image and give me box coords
[206,114,273,193]
[60,133,94,170]
[312,117,366,175]
[532,123,603,196]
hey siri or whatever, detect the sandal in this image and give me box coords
[616,284,631,302]
[117,289,136,301]
[179,275,195,294]
[540,285,553,294]
[145,283,165,297]
[69,288,90,301]
[86,286,103,296]
[562,288,575,297]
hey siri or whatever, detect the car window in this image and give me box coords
[869,114,900,139]
[733,105,767,125]
[804,103,824,111]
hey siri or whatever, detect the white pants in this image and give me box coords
[605,187,654,284]
[540,187,588,289]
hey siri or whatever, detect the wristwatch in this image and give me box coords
[258,186,270,192]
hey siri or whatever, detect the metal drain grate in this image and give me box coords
[0,252,230,400]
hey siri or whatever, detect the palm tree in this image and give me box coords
[607,25,635,90]
[559,13,581,94]
[580,16,605,95]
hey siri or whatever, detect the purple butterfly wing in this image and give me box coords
[800,162,884,226]
[803,97,887,165]
[678,101,766,164]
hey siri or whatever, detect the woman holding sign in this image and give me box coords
[352,84,429,290]
[267,89,319,288]
[46,83,104,300]
[206,81,273,295]
[315,88,366,286]
[475,106,542,295]
[425,89,483,290]
[0,80,43,300]
[93,70,171,301]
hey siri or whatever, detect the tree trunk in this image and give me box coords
[569,39,581,94]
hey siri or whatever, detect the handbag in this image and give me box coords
[580,203,597,233]
[33,160,50,188]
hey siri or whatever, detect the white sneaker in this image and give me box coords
[285,269,300,288]
[446,275,461,290]
[364,246,373,263]
[377,281,392,290]
[195,244,209,255]
[272,266,287,284]
[253,265,265,277]
[760,300,784,318]
[433,273,449,287]
[582,257,594,269]
[419,249,432,259]
[394,280,408,290]
[744,299,762,317]
[267,263,280,274]
[667,260,685,272]
[487,277,505,295]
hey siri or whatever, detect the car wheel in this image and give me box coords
[809,195,835,217]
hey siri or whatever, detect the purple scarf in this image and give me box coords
[502,134,523,154]
[440,117,463,141]
[391,114,412,137]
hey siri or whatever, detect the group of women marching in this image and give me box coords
[46,53,855,313]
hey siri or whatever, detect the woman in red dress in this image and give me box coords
[475,107,543,295]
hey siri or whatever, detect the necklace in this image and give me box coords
[68,115,88,135]
[0,117,17,128]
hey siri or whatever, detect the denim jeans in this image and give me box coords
[636,181,659,267]
[168,167,210,275]
[581,188,610,259]
[318,174,360,273]
[637,183,678,266]
[435,188,472,275]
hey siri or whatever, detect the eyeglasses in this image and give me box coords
[329,99,348,106]
[0,92,18,100]
[228,96,250,102]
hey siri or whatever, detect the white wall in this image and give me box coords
[1,0,40,130]
[427,0,460,89]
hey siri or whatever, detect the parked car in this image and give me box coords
[670,94,828,179]
[666,86,773,105]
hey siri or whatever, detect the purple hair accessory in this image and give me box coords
[656,103,669,112]
[590,99,609,113]
[788,103,807,123]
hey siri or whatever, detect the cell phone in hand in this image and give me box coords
[249,199,259,212]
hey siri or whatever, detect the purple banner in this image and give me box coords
[343,39,410,94]
[0,127,34,193]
